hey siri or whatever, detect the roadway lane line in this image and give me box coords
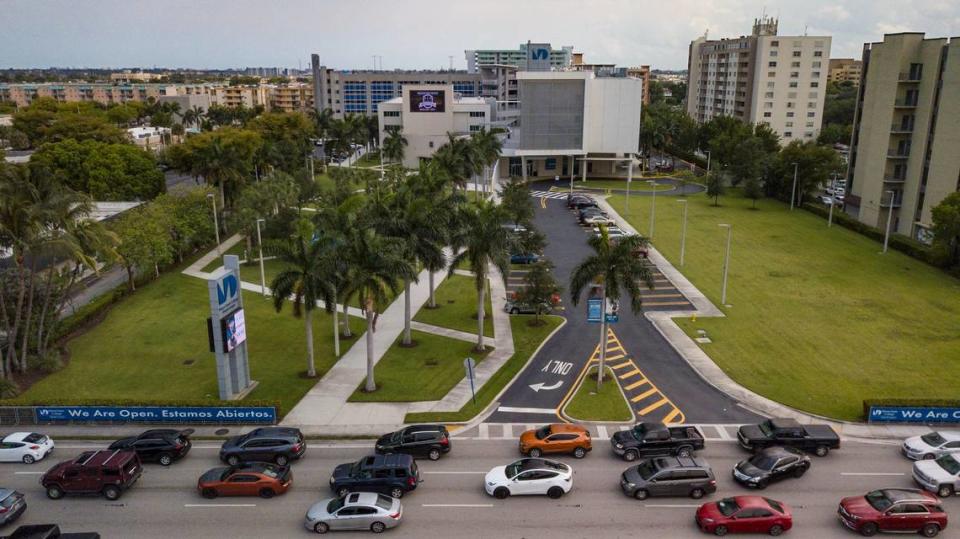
[423,504,493,508]
[14,472,43,475]
[496,406,558,415]
[644,504,701,508]
[840,472,905,476]
[422,471,487,475]
[184,504,257,507]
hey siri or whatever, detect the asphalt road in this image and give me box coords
[488,182,759,425]
[2,437,952,538]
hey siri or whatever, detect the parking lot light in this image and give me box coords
[718,224,732,306]
[677,200,688,266]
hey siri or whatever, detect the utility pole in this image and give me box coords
[719,224,732,305]
[255,218,266,296]
[883,190,895,253]
[678,199,688,266]
[790,162,799,210]
[648,180,658,239]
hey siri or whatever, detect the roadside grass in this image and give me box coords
[347,330,491,402]
[550,179,675,193]
[608,190,960,421]
[404,315,563,423]
[413,274,494,338]
[564,366,633,422]
[18,269,364,417]
[352,150,381,168]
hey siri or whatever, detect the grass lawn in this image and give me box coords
[17,269,364,417]
[550,179,675,193]
[347,331,491,402]
[564,366,633,422]
[608,190,960,421]
[413,274,493,338]
[405,315,563,423]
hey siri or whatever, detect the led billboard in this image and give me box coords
[409,90,445,113]
[222,308,247,352]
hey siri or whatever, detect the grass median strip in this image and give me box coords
[413,274,493,338]
[564,366,633,422]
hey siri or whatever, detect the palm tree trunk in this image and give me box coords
[35,266,57,359]
[428,271,436,308]
[364,304,376,392]
[19,266,37,372]
[126,264,136,292]
[304,309,316,377]
[341,301,352,337]
[332,297,340,358]
[476,282,486,352]
[402,281,412,345]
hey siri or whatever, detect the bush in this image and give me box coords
[666,146,708,170]
[27,351,63,374]
[0,379,20,399]
[0,397,280,409]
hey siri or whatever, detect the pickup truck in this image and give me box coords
[610,422,705,462]
[737,418,841,457]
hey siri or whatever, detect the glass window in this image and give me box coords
[771,40,779,47]
[767,72,776,77]
[810,82,819,88]
[784,132,793,138]
[768,62,777,67]
[786,112,794,117]
[769,51,778,57]
[791,61,800,68]
[814,51,823,57]
[790,72,799,78]
[763,112,772,118]
[792,51,802,57]
[807,112,815,117]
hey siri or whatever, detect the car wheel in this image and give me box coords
[923,453,937,460]
[259,488,276,499]
[690,488,705,499]
[158,453,173,466]
[814,446,829,457]
[769,524,784,536]
[102,485,121,501]
[390,487,405,499]
[573,447,586,459]
[275,454,289,466]
[371,522,386,534]
[428,448,441,461]
[528,448,542,458]
[937,484,954,498]
[547,486,564,499]
[45,485,64,500]
[633,489,649,500]
[921,523,941,538]
[859,522,878,537]
[714,525,728,536]
[493,487,510,499]
[623,450,639,462]
[314,522,329,534]
[793,465,808,478]
[202,488,218,499]
[226,455,240,466]
[677,446,693,458]
[22,454,34,465]
[510,308,519,315]
[337,487,350,498]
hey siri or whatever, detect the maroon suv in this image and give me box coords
[838,488,947,537]
[41,450,142,501]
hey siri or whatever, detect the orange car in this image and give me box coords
[519,424,592,459]
[198,462,292,499]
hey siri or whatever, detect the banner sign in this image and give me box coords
[867,405,960,424]
[36,406,276,424]
[587,298,602,323]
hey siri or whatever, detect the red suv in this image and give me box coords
[41,450,142,501]
[838,488,947,537]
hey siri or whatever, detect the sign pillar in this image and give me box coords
[207,255,256,400]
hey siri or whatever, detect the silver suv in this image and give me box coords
[620,456,717,500]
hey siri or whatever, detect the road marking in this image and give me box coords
[184,504,257,508]
[540,196,547,209]
[663,408,683,424]
[624,378,649,391]
[642,301,693,307]
[14,471,43,475]
[716,427,733,440]
[644,504,702,508]
[631,387,659,402]
[423,504,494,508]
[478,423,489,439]
[597,426,609,440]
[840,472,906,476]
[496,406,558,415]
[611,361,633,370]
[638,397,670,415]
[422,471,487,475]
[618,369,641,380]
[605,353,626,362]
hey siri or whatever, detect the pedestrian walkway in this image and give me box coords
[452,422,747,442]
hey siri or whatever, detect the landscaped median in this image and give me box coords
[563,366,633,422]
[413,274,493,338]
[550,178,676,193]
[608,189,960,421]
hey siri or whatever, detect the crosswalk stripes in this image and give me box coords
[529,190,569,200]
[451,422,746,442]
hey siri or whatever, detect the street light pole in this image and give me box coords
[626,158,633,213]
[790,162,799,211]
[255,218,266,296]
[207,193,221,255]
[883,189,895,253]
[596,282,607,393]
[648,179,657,239]
[718,224,732,306]
[677,200,688,266]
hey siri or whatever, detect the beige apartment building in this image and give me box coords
[845,33,960,243]
[828,58,863,85]
[686,17,831,141]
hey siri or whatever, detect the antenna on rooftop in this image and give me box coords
[804,25,809,36]
[449,56,453,71]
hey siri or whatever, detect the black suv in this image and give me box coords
[375,425,450,461]
[108,429,193,466]
[330,454,420,499]
[219,427,305,466]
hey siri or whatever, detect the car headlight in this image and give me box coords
[329,477,334,484]
[487,481,496,487]
[615,443,623,449]
[624,482,636,489]
[701,518,714,524]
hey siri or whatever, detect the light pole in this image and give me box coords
[718,224,732,306]
[677,200,688,266]
[596,281,608,392]
[827,172,838,228]
[379,145,385,181]
[207,193,220,255]
[255,218,266,296]
[648,179,657,239]
[790,162,799,211]
[625,158,633,213]
[883,189,895,253]
[705,150,711,178]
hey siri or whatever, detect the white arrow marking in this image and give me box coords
[529,380,564,392]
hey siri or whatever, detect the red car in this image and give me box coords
[838,488,947,537]
[696,496,792,536]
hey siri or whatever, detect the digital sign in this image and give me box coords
[222,308,247,352]
[409,90,445,113]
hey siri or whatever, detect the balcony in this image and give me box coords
[894,98,918,108]
[883,176,906,183]
[898,73,921,83]
[880,195,902,208]
[886,150,910,159]
[890,123,913,133]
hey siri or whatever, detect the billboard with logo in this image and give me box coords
[222,308,246,352]
[206,257,254,400]
[526,42,552,71]
[409,90,445,113]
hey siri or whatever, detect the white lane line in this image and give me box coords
[14,472,44,475]
[184,504,257,507]
[478,423,489,440]
[716,427,733,440]
[57,444,372,450]
[496,406,558,415]
[597,425,609,440]
[422,504,493,508]
[840,472,905,476]
[644,504,702,508]
[422,471,487,475]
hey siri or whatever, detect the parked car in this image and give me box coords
[902,432,960,461]
[655,162,675,173]
[593,225,630,239]
[566,194,595,208]
[484,458,572,499]
[737,418,840,457]
[1,524,100,539]
[577,206,608,221]
[838,488,947,537]
[502,223,528,234]
[733,446,811,489]
[197,462,291,499]
[108,429,192,466]
[581,213,615,225]
[621,456,717,500]
[519,424,591,459]
[330,454,420,499]
[504,298,552,315]
[219,427,305,466]
[820,195,836,205]
[696,496,793,536]
[41,450,141,500]
[0,433,54,464]
[510,253,540,264]
[375,425,450,461]
[913,454,960,498]
[611,422,706,462]
[0,489,25,526]
[305,492,403,534]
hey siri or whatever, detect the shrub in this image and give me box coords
[0,379,20,399]
[27,351,63,374]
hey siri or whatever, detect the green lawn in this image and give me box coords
[405,316,563,423]
[413,274,494,338]
[551,179,675,192]
[608,190,960,421]
[18,269,364,417]
[353,150,381,168]
[347,330,491,402]
[565,366,633,422]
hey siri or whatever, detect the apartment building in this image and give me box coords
[828,58,863,85]
[0,83,219,108]
[110,71,164,83]
[465,43,574,73]
[686,17,831,141]
[845,33,960,243]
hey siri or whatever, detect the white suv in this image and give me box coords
[484,458,573,499]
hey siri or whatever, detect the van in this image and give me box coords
[330,454,421,499]
[41,450,141,500]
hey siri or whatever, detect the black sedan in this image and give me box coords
[109,428,194,466]
[732,446,810,488]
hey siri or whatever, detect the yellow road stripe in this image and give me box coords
[606,346,623,353]
[662,408,683,424]
[618,369,641,380]
[638,397,670,415]
[540,196,547,209]
[610,362,632,370]
[631,387,659,402]
[624,378,649,390]
[605,353,626,361]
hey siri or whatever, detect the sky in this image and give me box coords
[2,0,959,71]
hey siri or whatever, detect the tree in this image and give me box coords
[30,139,165,200]
[269,220,338,378]
[169,127,262,208]
[743,176,763,209]
[499,176,534,226]
[775,140,843,204]
[817,123,852,146]
[518,260,560,325]
[112,205,174,290]
[382,127,407,167]
[39,114,126,144]
[471,127,504,196]
[569,226,654,389]
[931,192,960,268]
[705,172,725,206]
[248,112,315,174]
[231,172,300,260]
[152,188,217,262]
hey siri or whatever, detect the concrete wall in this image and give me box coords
[583,76,642,154]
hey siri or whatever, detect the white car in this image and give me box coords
[903,431,960,460]
[0,432,54,464]
[819,195,835,205]
[484,458,573,499]
[593,226,630,240]
[582,213,615,225]
[913,454,960,498]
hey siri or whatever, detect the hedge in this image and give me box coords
[863,399,960,417]
[665,146,708,170]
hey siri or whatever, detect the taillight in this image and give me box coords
[0,507,7,514]
[292,443,302,452]
[389,512,400,519]
[709,480,716,486]
[407,477,415,486]
[440,437,449,446]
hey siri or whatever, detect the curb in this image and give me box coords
[559,365,635,425]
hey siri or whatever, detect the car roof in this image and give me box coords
[248,427,301,439]
[359,453,414,468]
[404,425,446,434]
[768,418,801,429]
[516,458,568,473]
[758,446,804,458]
[733,495,779,509]
[74,449,136,467]
[0,489,15,500]
[652,456,708,470]
[882,488,938,503]
[931,431,960,442]
[546,424,587,434]
[3,432,36,442]
[230,462,276,473]
[344,492,389,506]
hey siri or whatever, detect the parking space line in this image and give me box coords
[644,504,701,508]
[597,426,609,440]
[624,378,649,391]
[631,387,659,402]
[185,504,256,508]
[610,361,632,370]
[638,397,670,415]
[14,471,43,475]
[422,471,488,475]
[605,353,626,361]
[618,369,642,380]
[840,472,905,476]
[662,408,683,424]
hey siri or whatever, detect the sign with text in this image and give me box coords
[409,90,445,113]
[867,405,960,424]
[587,298,602,323]
[36,406,276,424]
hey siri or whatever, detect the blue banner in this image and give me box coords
[587,298,602,323]
[868,405,960,424]
[36,406,276,424]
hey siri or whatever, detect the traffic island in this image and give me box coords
[563,366,633,423]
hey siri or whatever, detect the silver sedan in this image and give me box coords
[305,492,403,534]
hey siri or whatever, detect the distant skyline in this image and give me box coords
[2,0,959,71]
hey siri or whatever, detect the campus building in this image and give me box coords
[685,17,832,141]
[465,43,574,73]
[844,33,960,243]
[828,58,863,85]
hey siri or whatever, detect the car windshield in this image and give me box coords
[505,461,523,478]
[717,498,740,517]
[389,431,402,443]
[937,455,960,475]
[630,425,647,440]
[865,490,893,512]
[749,454,779,471]
[260,465,280,479]
[765,498,785,514]
[635,459,660,480]
[534,426,551,440]
[0,493,19,508]
[759,421,776,436]
[326,498,345,513]
[375,494,393,510]
[922,432,947,446]
[541,460,568,471]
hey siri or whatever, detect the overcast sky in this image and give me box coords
[2,0,959,71]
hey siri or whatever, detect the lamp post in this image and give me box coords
[718,224,732,306]
[677,199,688,266]
[207,193,220,255]
[648,179,657,239]
[883,189,895,253]
[790,162,799,210]
[827,172,838,228]
[255,218,266,296]
[625,157,633,213]
[379,146,385,181]
[705,150,711,178]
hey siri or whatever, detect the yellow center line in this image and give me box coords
[540,196,547,209]
[662,408,684,425]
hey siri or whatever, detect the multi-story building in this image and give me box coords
[845,33,960,243]
[110,71,164,83]
[465,43,574,73]
[0,82,220,108]
[828,58,863,85]
[209,85,269,108]
[627,66,651,105]
[686,17,832,141]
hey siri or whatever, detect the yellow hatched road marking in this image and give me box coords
[631,387,659,402]
[623,378,649,391]
[605,353,626,361]
[611,362,633,370]
[618,369,641,380]
[638,397,670,415]
[662,408,683,424]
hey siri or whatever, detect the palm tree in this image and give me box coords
[433,134,476,190]
[449,199,516,352]
[269,222,338,378]
[569,226,655,390]
[470,127,504,196]
[382,127,407,168]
